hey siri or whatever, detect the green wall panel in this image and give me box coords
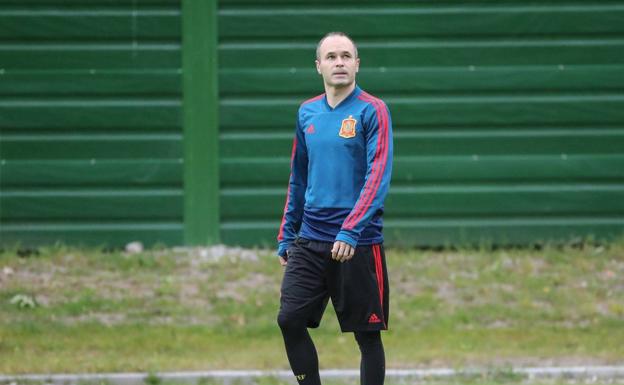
[0,0,183,247]
[219,5,624,37]
[219,96,624,129]
[220,185,624,219]
[218,1,624,248]
[0,222,183,248]
[220,65,624,95]
[220,155,624,186]
[0,45,180,70]
[2,71,181,96]
[0,100,181,130]
[1,160,181,186]
[1,189,182,219]
[220,131,624,158]
[0,10,180,40]
[1,136,182,159]
[221,218,624,249]
[220,41,624,68]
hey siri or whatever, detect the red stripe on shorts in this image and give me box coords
[373,244,386,328]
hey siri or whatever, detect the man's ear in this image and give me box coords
[315,60,321,75]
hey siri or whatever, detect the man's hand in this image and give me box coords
[331,241,355,262]
[278,256,288,266]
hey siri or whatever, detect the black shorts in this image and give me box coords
[278,237,389,332]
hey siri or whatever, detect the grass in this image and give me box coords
[4,373,624,385]
[0,238,623,374]
[6,377,624,385]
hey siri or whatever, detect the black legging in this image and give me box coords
[278,314,385,385]
[355,330,385,385]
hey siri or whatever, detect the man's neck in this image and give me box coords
[324,83,356,108]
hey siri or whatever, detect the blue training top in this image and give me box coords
[277,84,393,257]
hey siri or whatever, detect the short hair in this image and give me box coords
[315,31,358,60]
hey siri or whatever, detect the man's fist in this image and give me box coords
[331,241,355,262]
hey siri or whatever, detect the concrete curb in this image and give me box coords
[2,366,624,385]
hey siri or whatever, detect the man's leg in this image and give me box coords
[329,243,390,385]
[354,331,385,385]
[278,314,321,385]
[278,238,331,385]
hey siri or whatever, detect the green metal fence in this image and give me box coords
[218,0,624,247]
[1,0,624,248]
[0,0,185,246]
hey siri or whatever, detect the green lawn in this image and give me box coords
[0,238,623,373]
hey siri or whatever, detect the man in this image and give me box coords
[277,31,393,385]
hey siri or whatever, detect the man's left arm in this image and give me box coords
[335,101,393,254]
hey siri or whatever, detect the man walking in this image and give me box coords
[277,31,393,385]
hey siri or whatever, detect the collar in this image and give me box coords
[323,84,361,111]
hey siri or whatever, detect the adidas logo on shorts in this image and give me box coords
[368,313,382,323]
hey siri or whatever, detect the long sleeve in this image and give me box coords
[336,101,393,247]
[277,118,308,256]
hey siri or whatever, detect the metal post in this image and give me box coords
[182,0,220,245]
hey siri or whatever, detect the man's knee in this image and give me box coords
[277,311,304,331]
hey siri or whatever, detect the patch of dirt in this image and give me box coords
[217,272,279,303]
[61,312,127,326]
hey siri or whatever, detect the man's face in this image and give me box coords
[315,36,360,88]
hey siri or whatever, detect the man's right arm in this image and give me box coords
[277,118,308,258]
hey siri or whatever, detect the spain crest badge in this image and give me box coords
[339,115,357,138]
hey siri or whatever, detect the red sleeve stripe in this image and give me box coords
[277,136,298,241]
[343,92,389,230]
[342,93,387,230]
[351,93,389,227]
[301,93,325,106]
